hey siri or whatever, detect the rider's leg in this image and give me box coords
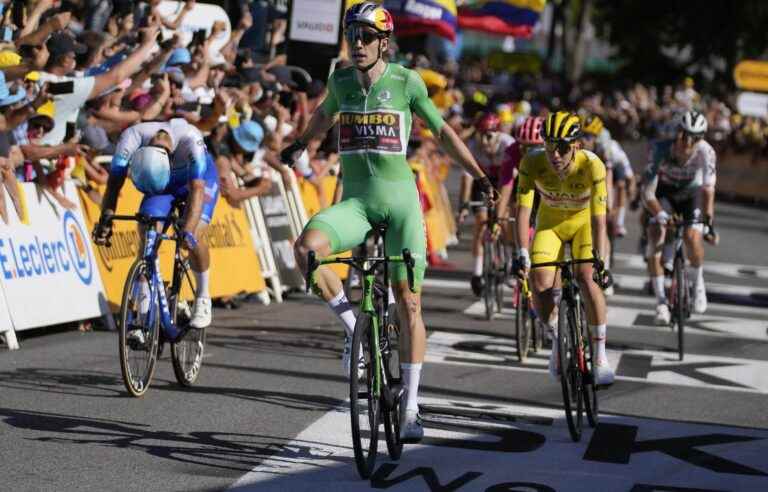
[615,179,628,234]
[393,282,425,411]
[647,220,671,324]
[684,225,707,313]
[471,209,488,295]
[294,228,353,334]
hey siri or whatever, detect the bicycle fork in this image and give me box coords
[362,274,383,400]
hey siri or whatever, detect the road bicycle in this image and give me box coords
[469,200,509,320]
[105,199,205,397]
[665,215,709,361]
[531,252,609,441]
[513,275,542,362]
[306,223,415,479]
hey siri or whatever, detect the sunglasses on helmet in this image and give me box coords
[345,26,382,46]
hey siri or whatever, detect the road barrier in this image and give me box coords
[0,181,110,349]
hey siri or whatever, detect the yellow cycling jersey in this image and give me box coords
[517,148,608,216]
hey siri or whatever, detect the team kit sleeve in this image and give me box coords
[516,155,536,209]
[320,71,339,115]
[185,133,209,181]
[701,142,717,188]
[111,125,143,178]
[589,154,608,216]
[406,69,445,135]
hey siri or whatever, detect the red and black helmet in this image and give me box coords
[516,116,544,145]
[476,112,501,133]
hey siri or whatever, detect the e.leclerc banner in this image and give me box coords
[0,182,108,330]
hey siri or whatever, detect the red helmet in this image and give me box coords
[476,112,501,133]
[516,116,544,145]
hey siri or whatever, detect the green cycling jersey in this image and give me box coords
[308,63,446,290]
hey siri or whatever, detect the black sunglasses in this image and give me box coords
[545,140,575,155]
[346,27,381,46]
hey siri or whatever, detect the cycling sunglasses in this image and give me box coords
[346,26,382,46]
[545,140,575,155]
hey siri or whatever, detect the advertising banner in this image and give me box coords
[258,176,305,290]
[0,182,107,330]
[289,0,344,45]
[79,180,267,311]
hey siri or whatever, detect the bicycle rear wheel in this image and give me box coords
[579,300,599,427]
[483,239,494,320]
[170,258,205,386]
[673,254,686,361]
[382,304,403,460]
[350,313,380,479]
[119,260,160,397]
[557,298,583,442]
[515,286,532,362]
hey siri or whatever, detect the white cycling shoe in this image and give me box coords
[655,303,671,325]
[399,409,424,443]
[189,297,212,329]
[693,284,707,314]
[342,336,364,380]
[594,359,615,386]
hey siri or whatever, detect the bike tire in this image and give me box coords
[118,260,160,398]
[579,300,599,427]
[495,243,505,314]
[350,313,380,479]
[170,258,205,387]
[515,286,531,362]
[558,297,583,442]
[483,239,494,320]
[382,304,403,460]
[674,254,686,361]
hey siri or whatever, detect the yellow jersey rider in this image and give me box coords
[514,111,615,386]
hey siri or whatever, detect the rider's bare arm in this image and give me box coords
[515,205,532,250]
[437,124,485,179]
[294,106,338,146]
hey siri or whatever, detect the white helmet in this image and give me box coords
[130,146,171,195]
[679,111,708,135]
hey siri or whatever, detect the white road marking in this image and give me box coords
[614,252,768,280]
[427,331,768,394]
[230,397,768,491]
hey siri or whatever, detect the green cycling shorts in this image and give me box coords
[305,176,426,291]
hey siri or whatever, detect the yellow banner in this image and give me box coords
[734,60,768,92]
[79,181,265,311]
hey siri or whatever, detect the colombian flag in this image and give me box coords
[458,0,546,38]
[383,0,458,41]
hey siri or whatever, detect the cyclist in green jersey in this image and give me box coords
[281,2,491,443]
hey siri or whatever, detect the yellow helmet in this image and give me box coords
[543,111,581,142]
[581,114,604,136]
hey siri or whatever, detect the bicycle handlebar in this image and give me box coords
[305,248,417,293]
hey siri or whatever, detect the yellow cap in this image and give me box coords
[0,50,21,68]
[25,71,41,82]
[417,68,447,90]
[684,76,694,88]
[36,101,55,118]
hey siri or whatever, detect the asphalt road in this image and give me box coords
[1,153,767,491]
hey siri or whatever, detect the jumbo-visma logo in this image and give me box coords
[0,210,93,285]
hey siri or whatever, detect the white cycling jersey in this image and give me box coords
[642,139,717,201]
[604,139,634,178]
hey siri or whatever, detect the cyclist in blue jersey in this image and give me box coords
[92,118,257,332]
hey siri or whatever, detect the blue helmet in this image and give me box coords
[130,146,171,195]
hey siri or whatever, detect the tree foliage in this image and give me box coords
[592,0,768,87]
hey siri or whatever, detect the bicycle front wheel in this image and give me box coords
[557,298,583,442]
[495,243,506,314]
[382,304,403,460]
[350,313,380,479]
[170,258,205,386]
[579,300,599,428]
[118,260,160,397]
[515,286,531,362]
[674,253,687,361]
[483,239,495,320]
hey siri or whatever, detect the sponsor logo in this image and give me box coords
[338,111,403,153]
[0,210,93,285]
[377,90,392,104]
